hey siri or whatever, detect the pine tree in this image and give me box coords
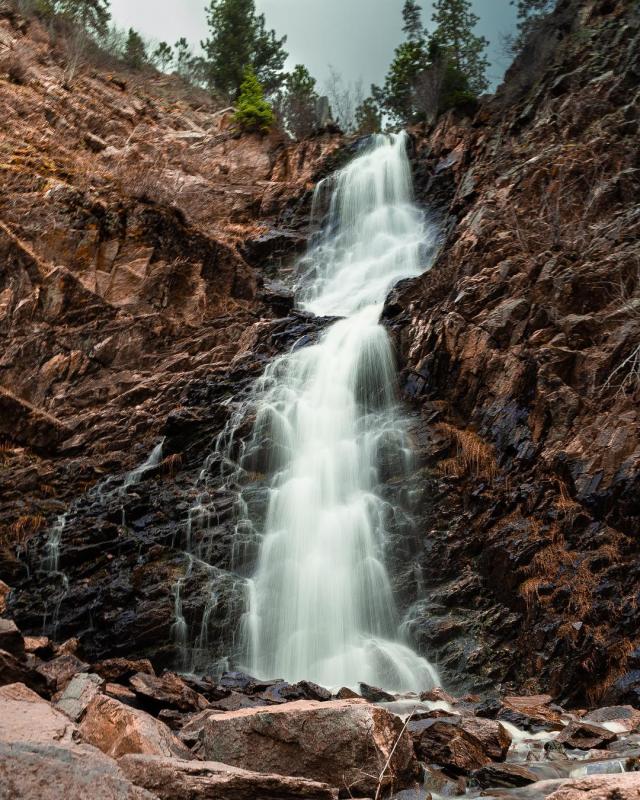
[430,0,489,94]
[41,0,111,37]
[152,41,173,72]
[282,64,319,139]
[354,97,382,136]
[201,0,287,100]
[123,28,147,70]
[402,0,424,42]
[233,66,275,133]
[376,39,429,125]
[510,0,555,51]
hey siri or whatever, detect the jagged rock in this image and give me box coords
[472,763,538,788]
[584,706,640,733]
[94,658,156,684]
[79,694,194,760]
[55,672,105,722]
[358,683,396,702]
[547,773,640,800]
[36,654,89,694]
[557,720,618,750]
[0,618,24,657]
[0,649,48,694]
[335,686,361,699]
[129,672,209,714]
[408,715,512,773]
[118,754,339,800]
[0,742,158,800]
[201,698,417,795]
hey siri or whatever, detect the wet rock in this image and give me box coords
[409,715,512,773]
[259,280,295,317]
[335,686,361,699]
[218,671,257,692]
[358,683,396,702]
[201,698,417,796]
[584,706,640,733]
[129,671,209,714]
[293,680,332,702]
[36,653,89,694]
[0,618,25,657]
[557,720,618,750]
[55,672,105,722]
[547,773,640,800]
[472,762,538,788]
[94,658,156,684]
[119,754,338,800]
[420,687,458,704]
[79,694,194,760]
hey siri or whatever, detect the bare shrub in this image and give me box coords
[324,66,364,133]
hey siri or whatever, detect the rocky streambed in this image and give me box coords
[2,615,640,799]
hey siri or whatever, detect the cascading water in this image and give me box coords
[235,132,439,691]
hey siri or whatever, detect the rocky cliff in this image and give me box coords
[386,0,640,705]
[2,0,639,710]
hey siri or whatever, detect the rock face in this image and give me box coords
[118,755,339,800]
[381,0,640,703]
[201,699,417,796]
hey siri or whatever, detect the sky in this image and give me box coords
[109,0,518,92]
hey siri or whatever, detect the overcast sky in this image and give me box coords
[110,0,518,91]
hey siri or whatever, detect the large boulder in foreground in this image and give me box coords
[79,694,193,760]
[0,683,157,799]
[408,715,512,773]
[201,698,417,796]
[547,773,640,800]
[119,754,338,800]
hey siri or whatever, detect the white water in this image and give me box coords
[241,133,439,691]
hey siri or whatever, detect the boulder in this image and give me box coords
[472,762,538,788]
[201,698,417,796]
[79,694,194,760]
[584,706,640,733]
[498,694,563,732]
[129,671,209,713]
[409,715,512,773]
[0,682,76,744]
[557,721,618,750]
[94,658,156,684]
[36,654,89,693]
[0,650,48,695]
[358,683,396,702]
[24,636,53,658]
[547,773,640,800]
[55,672,105,722]
[119,754,338,800]
[0,742,158,800]
[208,690,267,712]
[0,618,25,657]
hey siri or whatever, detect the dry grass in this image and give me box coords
[0,513,45,551]
[161,453,183,478]
[436,423,498,481]
[586,637,636,705]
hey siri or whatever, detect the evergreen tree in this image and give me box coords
[201,0,287,100]
[354,96,382,136]
[510,0,555,51]
[376,39,429,125]
[402,0,424,41]
[233,66,275,133]
[41,0,111,37]
[430,0,489,94]
[282,64,319,139]
[152,41,173,72]
[123,27,147,69]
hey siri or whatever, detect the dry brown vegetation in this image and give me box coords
[436,422,498,481]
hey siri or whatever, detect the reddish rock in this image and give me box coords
[36,653,89,693]
[472,762,538,788]
[0,682,76,744]
[119,754,339,800]
[201,698,417,796]
[129,671,209,713]
[547,773,640,800]
[94,658,156,684]
[79,694,194,760]
[409,715,512,773]
[557,721,618,750]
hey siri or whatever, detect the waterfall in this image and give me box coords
[237,132,439,691]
